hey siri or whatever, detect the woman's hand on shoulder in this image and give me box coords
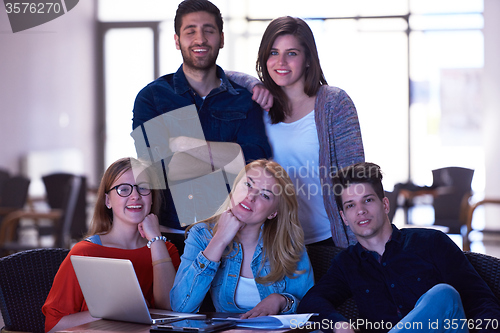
[138,213,161,240]
[252,84,273,112]
[239,293,286,319]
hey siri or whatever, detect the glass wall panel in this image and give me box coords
[247,0,409,18]
[410,0,483,14]
[409,29,484,192]
[410,14,483,30]
[98,0,235,22]
[159,20,183,76]
[318,19,409,189]
[98,0,177,21]
[358,18,408,31]
[104,28,154,167]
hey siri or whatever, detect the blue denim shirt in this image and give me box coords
[298,225,500,333]
[170,222,314,314]
[132,65,272,229]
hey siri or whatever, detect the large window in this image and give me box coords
[103,26,155,166]
[409,2,484,194]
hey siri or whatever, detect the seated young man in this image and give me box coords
[298,162,500,333]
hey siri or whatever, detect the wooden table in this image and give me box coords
[56,319,301,333]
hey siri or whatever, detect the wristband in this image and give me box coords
[281,294,294,313]
[152,257,172,266]
[147,235,167,248]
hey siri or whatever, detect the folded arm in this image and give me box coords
[139,214,177,310]
[170,225,220,313]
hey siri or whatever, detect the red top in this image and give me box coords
[42,240,180,332]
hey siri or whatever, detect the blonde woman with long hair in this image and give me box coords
[170,159,313,317]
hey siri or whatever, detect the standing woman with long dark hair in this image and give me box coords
[232,16,364,247]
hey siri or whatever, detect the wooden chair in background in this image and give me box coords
[462,198,500,251]
[0,175,31,223]
[0,173,87,256]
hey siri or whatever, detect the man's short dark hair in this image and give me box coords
[174,0,224,36]
[333,162,385,211]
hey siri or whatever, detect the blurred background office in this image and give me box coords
[1,0,500,254]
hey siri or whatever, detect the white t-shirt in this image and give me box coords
[264,111,331,244]
[234,276,260,309]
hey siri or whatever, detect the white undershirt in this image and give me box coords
[264,110,331,244]
[234,276,260,309]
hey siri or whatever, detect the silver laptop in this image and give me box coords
[70,255,204,324]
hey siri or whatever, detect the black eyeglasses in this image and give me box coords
[107,183,152,197]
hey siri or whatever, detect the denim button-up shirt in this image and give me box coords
[170,222,314,314]
[298,225,500,332]
[132,65,272,229]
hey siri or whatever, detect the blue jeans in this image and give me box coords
[389,284,468,332]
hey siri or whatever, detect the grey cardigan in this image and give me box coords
[314,85,364,248]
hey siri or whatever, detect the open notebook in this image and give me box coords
[71,255,204,324]
[213,314,316,329]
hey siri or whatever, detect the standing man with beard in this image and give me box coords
[132,0,272,230]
